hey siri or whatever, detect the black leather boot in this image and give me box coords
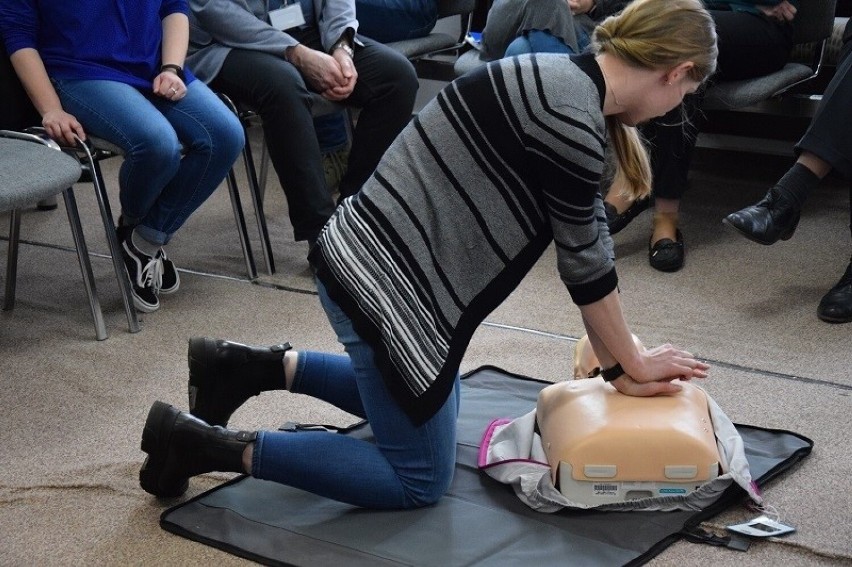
[817,261,852,323]
[139,401,256,498]
[723,187,801,245]
[188,337,292,427]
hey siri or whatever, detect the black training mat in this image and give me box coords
[160,366,813,566]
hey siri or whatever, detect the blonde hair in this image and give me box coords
[592,0,718,199]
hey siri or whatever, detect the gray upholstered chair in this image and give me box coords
[454,1,839,112]
[386,0,478,62]
[704,0,838,110]
[0,130,109,340]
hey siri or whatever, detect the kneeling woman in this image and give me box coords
[139,0,716,509]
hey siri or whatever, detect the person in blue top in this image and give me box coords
[0,0,245,314]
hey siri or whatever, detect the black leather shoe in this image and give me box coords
[139,401,256,498]
[188,337,291,427]
[649,230,685,272]
[817,262,852,323]
[605,197,650,235]
[723,189,800,245]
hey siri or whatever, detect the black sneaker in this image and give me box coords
[118,228,161,313]
[157,249,180,295]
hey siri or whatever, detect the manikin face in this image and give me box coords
[617,68,701,127]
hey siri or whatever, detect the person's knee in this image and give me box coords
[128,125,182,172]
[214,111,245,163]
[505,36,534,58]
[400,468,455,508]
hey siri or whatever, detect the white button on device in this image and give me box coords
[584,465,617,478]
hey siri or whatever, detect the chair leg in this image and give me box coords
[3,210,21,311]
[63,188,108,341]
[225,168,258,281]
[241,134,276,275]
[86,156,141,334]
[258,137,270,203]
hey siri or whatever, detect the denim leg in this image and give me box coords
[54,79,183,231]
[252,279,459,509]
[54,79,243,244]
[505,30,574,58]
[291,351,366,418]
[137,81,244,243]
[211,49,336,242]
[355,0,438,42]
[313,112,349,154]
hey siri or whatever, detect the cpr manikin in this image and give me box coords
[478,335,760,512]
[541,335,720,505]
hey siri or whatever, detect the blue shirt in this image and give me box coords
[0,0,194,89]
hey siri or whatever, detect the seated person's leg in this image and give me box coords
[523,29,575,54]
[210,49,336,243]
[54,78,186,310]
[336,37,418,199]
[355,0,439,42]
[313,112,350,194]
[147,80,244,245]
[504,34,535,57]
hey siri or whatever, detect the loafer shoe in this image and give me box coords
[817,262,852,323]
[605,197,650,235]
[649,230,685,272]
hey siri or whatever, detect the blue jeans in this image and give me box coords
[504,29,583,57]
[53,79,244,245]
[356,0,438,43]
[251,279,460,509]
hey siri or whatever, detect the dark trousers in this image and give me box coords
[644,11,793,201]
[797,19,852,239]
[211,32,418,241]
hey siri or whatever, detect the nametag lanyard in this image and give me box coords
[269,0,305,30]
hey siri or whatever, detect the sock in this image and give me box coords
[652,211,678,243]
[131,229,161,258]
[771,163,821,208]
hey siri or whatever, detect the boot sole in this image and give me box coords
[139,401,188,497]
[187,337,221,424]
[188,337,214,413]
[722,216,799,246]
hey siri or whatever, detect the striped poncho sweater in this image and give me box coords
[311,52,618,425]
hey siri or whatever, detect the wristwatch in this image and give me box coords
[160,64,185,82]
[333,41,354,59]
[600,362,625,382]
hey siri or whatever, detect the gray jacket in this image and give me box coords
[186,0,359,82]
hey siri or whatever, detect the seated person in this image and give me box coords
[0,0,245,313]
[187,0,419,245]
[315,0,440,192]
[725,18,852,324]
[605,0,799,272]
[480,0,629,60]
[356,0,440,42]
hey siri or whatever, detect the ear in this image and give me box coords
[664,61,695,84]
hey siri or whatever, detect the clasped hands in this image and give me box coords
[288,44,357,101]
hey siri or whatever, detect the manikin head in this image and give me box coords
[572,334,645,379]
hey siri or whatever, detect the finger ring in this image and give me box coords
[170,87,177,95]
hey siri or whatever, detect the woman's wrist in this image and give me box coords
[160,63,185,82]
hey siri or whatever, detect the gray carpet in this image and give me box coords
[2,105,851,565]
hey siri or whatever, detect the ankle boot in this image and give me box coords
[139,401,256,498]
[723,187,801,245]
[817,261,852,323]
[188,337,291,427]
